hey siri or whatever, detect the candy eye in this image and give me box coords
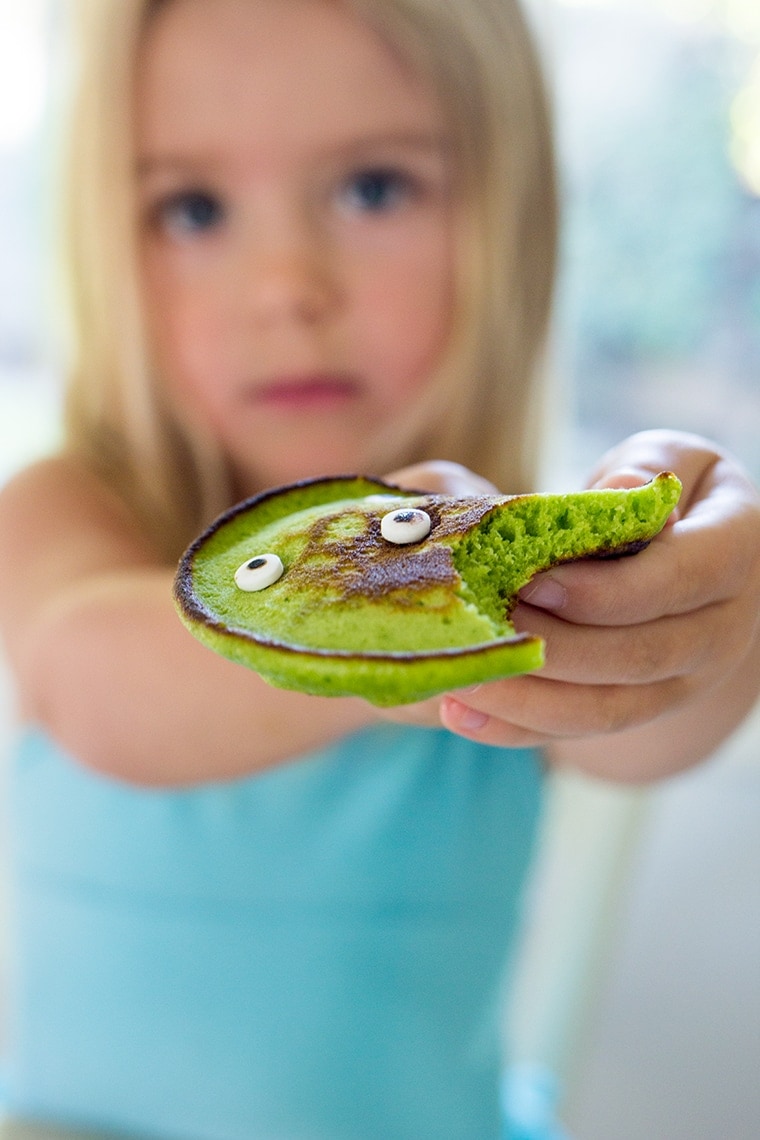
[234,553,284,591]
[380,508,432,545]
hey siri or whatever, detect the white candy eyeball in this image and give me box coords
[234,553,284,591]
[380,508,432,545]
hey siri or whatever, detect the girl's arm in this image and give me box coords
[0,456,375,786]
[438,431,760,783]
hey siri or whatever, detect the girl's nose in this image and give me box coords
[240,224,340,327]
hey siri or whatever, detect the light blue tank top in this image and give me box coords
[1,723,557,1139]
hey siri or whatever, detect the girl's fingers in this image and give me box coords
[441,670,692,746]
[510,596,750,687]
[432,434,760,754]
[438,700,551,750]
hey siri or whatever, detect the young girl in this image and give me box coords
[0,1,758,1137]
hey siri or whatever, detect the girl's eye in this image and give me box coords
[152,189,225,236]
[339,168,415,214]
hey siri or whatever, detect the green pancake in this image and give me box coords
[174,472,681,706]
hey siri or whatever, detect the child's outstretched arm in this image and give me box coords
[0,456,375,785]
[437,431,760,783]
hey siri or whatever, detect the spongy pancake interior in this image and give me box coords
[452,487,670,625]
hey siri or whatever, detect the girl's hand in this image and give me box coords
[437,430,760,780]
[386,458,499,497]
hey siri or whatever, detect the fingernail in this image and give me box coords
[520,576,567,611]
[448,700,489,732]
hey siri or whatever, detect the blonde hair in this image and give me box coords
[61,0,558,559]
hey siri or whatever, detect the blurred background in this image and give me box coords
[0,1,758,1138]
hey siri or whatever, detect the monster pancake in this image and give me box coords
[174,472,682,705]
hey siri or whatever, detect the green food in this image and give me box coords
[174,472,681,705]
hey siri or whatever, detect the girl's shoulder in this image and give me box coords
[0,453,159,664]
[0,452,153,558]
[2,450,122,513]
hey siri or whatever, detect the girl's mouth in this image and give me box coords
[250,374,362,412]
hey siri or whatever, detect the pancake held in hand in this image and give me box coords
[174,473,681,706]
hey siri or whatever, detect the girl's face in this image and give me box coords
[136,0,457,495]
